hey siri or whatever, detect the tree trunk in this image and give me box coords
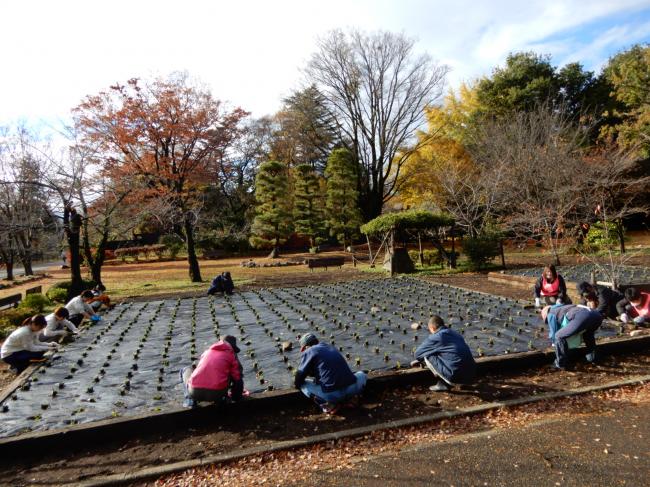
[65,206,84,296]
[616,219,626,254]
[499,239,506,270]
[5,261,13,281]
[184,216,202,282]
[20,253,33,276]
[450,228,457,269]
[418,233,424,266]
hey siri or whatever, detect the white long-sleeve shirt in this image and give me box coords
[42,313,79,337]
[1,326,50,358]
[65,296,94,316]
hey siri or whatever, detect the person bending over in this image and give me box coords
[1,315,58,373]
[90,284,111,311]
[294,333,366,414]
[617,287,650,326]
[577,282,623,320]
[208,272,235,296]
[180,335,243,408]
[40,307,79,342]
[412,315,476,392]
[65,290,99,326]
[534,264,569,308]
[543,293,602,370]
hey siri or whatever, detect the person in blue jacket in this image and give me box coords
[294,333,367,414]
[543,292,603,370]
[412,315,476,392]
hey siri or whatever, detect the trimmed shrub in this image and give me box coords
[48,279,96,301]
[19,294,51,312]
[161,235,184,259]
[46,287,68,304]
[585,222,621,251]
[463,233,501,270]
[0,307,38,330]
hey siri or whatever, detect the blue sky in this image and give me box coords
[1,0,649,127]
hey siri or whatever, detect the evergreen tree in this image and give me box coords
[250,161,293,258]
[324,148,362,250]
[293,164,326,249]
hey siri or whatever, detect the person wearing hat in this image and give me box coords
[179,335,243,408]
[294,333,366,414]
[577,281,623,320]
[411,315,476,392]
[542,293,602,370]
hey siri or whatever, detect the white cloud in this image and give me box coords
[1,0,649,126]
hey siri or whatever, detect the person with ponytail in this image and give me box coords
[1,315,58,373]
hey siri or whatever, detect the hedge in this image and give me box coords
[361,210,454,236]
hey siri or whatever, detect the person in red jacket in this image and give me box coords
[617,287,650,326]
[534,264,569,307]
[179,335,243,408]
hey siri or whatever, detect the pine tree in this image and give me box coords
[325,148,362,250]
[250,161,293,258]
[293,164,326,249]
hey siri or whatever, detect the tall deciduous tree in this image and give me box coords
[293,164,326,249]
[73,74,248,282]
[307,29,448,220]
[324,148,361,249]
[250,160,293,258]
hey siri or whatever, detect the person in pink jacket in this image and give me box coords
[180,335,243,408]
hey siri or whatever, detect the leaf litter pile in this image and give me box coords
[153,382,650,487]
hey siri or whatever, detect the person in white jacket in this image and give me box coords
[40,307,79,342]
[65,290,98,326]
[1,315,58,373]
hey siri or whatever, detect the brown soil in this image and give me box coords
[2,351,650,486]
[428,273,532,301]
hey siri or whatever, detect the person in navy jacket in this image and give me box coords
[412,315,476,392]
[294,333,366,413]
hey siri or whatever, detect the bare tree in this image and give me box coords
[306,29,449,220]
[468,105,590,265]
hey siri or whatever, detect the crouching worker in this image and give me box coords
[207,272,234,296]
[40,307,79,342]
[180,335,243,408]
[577,281,623,320]
[617,287,650,326]
[542,292,602,370]
[1,315,58,373]
[534,264,569,308]
[412,315,476,392]
[295,333,366,414]
[90,284,111,311]
[65,290,99,326]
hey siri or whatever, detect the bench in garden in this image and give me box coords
[0,294,22,311]
[25,286,42,295]
[307,257,345,271]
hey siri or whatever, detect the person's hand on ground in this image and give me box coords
[534,298,541,308]
[410,359,421,368]
[620,313,630,323]
[556,299,563,305]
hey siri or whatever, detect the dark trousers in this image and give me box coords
[555,320,597,368]
[69,314,84,326]
[3,350,45,373]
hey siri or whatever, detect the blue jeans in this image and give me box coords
[555,319,597,368]
[300,371,367,404]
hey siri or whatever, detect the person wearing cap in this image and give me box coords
[542,292,603,369]
[294,333,366,414]
[180,335,243,408]
[411,315,476,392]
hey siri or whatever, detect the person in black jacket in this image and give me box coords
[534,264,570,307]
[577,282,623,320]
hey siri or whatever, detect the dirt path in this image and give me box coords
[2,351,650,486]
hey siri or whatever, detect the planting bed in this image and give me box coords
[504,264,650,285]
[0,277,620,438]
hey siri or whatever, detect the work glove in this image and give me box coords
[556,299,563,305]
[534,298,541,308]
[410,359,421,368]
[633,315,646,325]
[620,313,630,323]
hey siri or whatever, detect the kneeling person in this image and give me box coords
[65,290,99,326]
[295,333,366,413]
[413,315,476,392]
[181,335,243,407]
[40,307,79,342]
